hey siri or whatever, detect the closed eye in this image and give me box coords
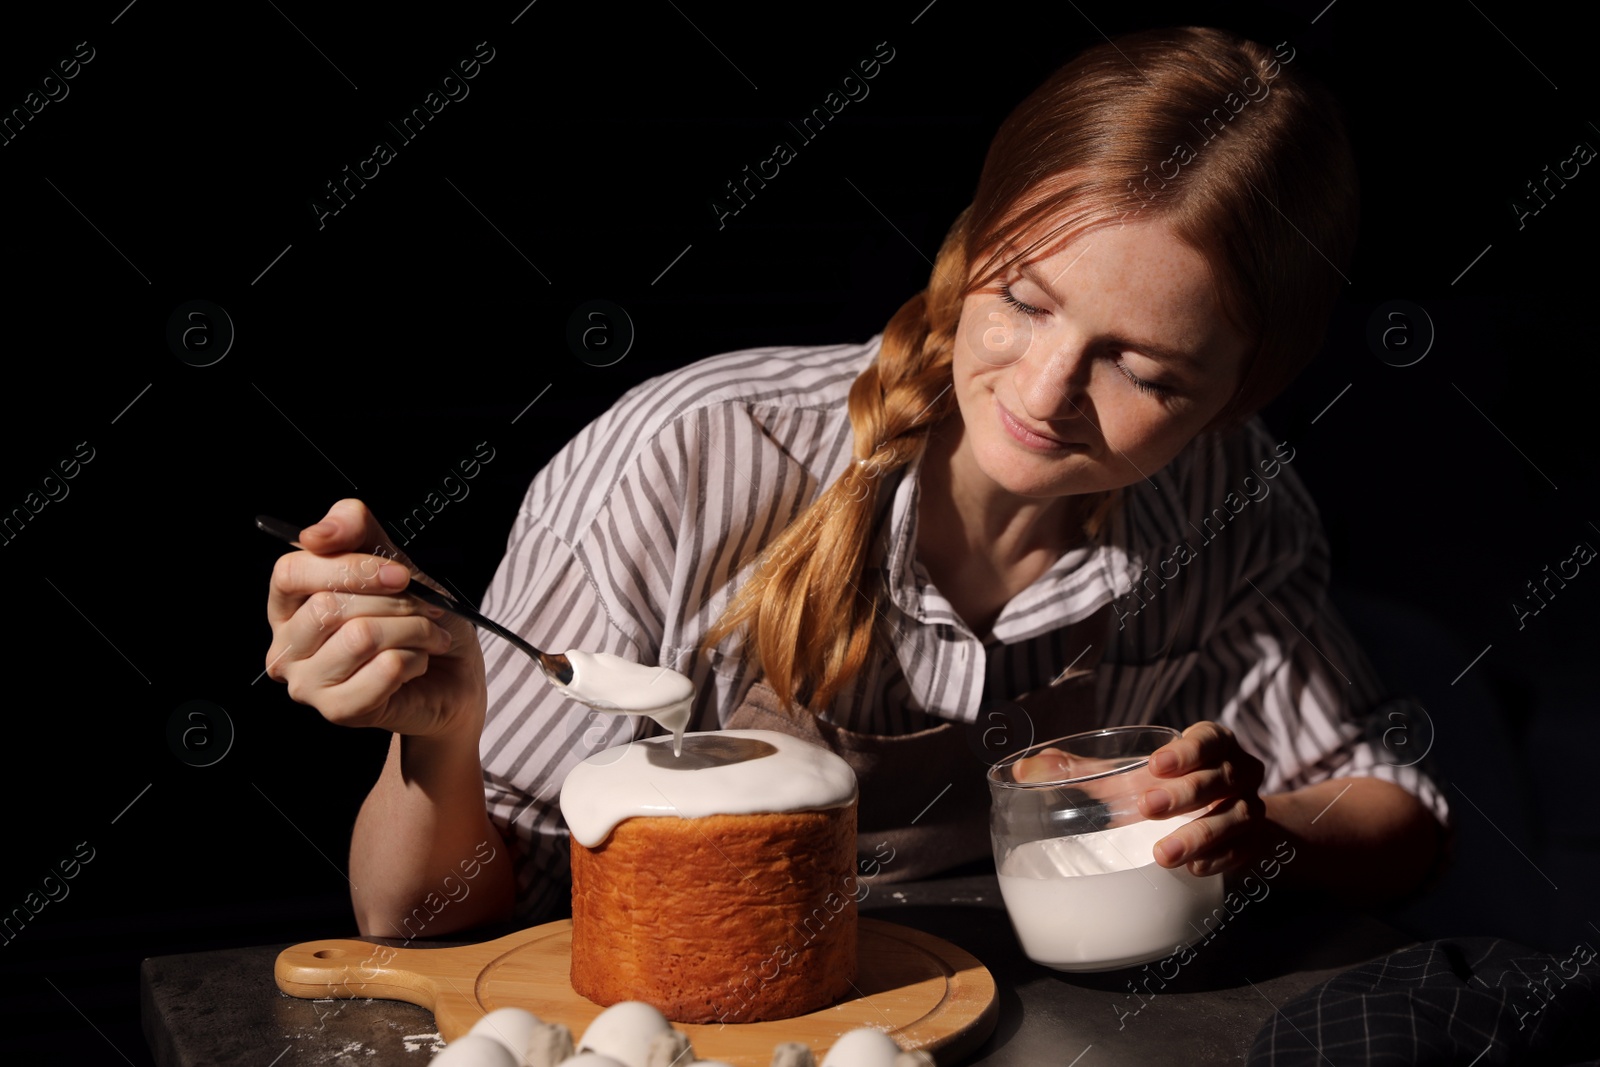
[1115,357,1175,397]
[999,284,1046,316]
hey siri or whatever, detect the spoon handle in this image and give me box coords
[404,586,577,688]
[254,515,574,686]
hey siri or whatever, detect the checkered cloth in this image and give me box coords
[1248,938,1600,1065]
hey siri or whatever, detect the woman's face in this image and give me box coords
[948,218,1251,501]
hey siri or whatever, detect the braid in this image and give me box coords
[701,212,972,710]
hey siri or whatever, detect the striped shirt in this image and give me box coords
[477,336,1450,918]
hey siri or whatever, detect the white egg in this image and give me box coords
[430,1033,522,1067]
[819,1028,903,1067]
[577,1001,673,1067]
[469,1007,543,1062]
[562,1056,630,1066]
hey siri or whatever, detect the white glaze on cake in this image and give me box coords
[554,651,695,754]
[559,729,859,848]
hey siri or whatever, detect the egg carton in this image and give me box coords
[430,1002,936,1067]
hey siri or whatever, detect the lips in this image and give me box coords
[995,398,1084,452]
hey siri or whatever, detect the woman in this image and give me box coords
[265,26,1447,937]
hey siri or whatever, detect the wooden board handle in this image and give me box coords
[274,939,441,1009]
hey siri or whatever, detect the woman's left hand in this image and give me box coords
[1140,721,1268,876]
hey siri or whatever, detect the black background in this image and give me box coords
[3,0,1597,1061]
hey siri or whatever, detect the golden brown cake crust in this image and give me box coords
[569,803,858,1023]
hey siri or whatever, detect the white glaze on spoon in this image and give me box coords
[554,650,695,755]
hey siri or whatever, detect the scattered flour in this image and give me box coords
[403,1032,447,1054]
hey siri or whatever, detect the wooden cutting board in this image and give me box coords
[276,917,996,1065]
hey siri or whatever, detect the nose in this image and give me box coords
[1013,333,1093,423]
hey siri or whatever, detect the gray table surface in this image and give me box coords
[140,873,1414,1066]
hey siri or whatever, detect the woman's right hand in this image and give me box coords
[264,499,487,739]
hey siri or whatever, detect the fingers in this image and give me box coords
[1141,722,1265,817]
[271,611,452,684]
[298,498,408,565]
[1012,749,1132,783]
[299,648,434,727]
[267,545,412,625]
[1140,758,1264,818]
[269,592,445,669]
[1013,747,1071,782]
[260,499,477,734]
[275,614,453,723]
[1145,725,1268,874]
[1149,721,1233,778]
[1152,795,1265,875]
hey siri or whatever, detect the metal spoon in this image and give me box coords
[255,514,575,688]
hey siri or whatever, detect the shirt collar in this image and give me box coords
[877,442,1191,641]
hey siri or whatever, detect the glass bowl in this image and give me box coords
[987,726,1223,971]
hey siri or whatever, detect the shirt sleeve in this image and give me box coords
[1158,431,1451,829]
